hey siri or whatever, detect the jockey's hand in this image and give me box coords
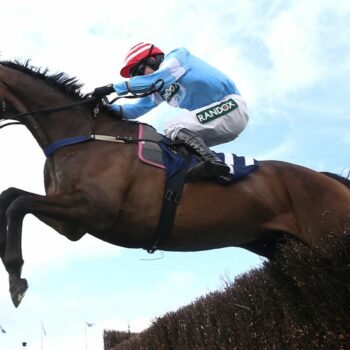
[103,102,122,117]
[92,84,115,97]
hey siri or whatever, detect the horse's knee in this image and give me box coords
[4,255,24,275]
[0,187,20,199]
[6,196,29,222]
[0,188,24,211]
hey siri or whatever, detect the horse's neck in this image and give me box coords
[2,70,88,148]
[20,94,93,149]
[22,114,50,149]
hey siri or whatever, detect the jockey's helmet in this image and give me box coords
[120,42,164,78]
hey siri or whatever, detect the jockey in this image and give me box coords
[92,42,249,180]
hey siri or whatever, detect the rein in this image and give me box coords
[1,97,97,121]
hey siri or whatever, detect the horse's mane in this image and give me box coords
[0,59,122,118]
[0,60,84,99]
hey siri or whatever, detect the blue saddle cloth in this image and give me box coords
[138,124,259,185]
[212,152,259,185]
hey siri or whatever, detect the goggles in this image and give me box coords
[129,56,157,77]
[129,61,147,77]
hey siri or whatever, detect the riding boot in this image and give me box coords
[175,128,230,180]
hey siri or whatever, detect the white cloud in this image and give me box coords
[263,1,350,96]
[257,138,297,161]
[264,5,323,91]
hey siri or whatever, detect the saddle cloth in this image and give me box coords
[138,124,259,185]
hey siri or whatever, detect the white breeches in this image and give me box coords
[164,94,249,147]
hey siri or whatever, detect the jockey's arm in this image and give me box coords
[108,94,163,120]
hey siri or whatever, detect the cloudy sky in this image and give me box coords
[0,0,350,349]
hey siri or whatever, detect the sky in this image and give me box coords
[0,0,350,349]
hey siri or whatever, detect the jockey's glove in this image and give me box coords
[92,84,115,97]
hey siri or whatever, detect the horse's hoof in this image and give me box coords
[10,278,28,308]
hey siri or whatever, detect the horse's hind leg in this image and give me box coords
[4,192,93,307]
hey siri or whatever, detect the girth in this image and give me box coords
[146,148,192,253]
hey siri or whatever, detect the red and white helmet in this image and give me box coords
[120,42,164,78]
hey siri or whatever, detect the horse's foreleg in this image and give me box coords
[0,188,35,259]
[4,192,91,307]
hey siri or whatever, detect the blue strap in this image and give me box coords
[44,135,92,157]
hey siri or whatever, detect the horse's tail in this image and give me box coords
[321,172,350,189]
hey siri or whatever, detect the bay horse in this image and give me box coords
[0,60,349,307]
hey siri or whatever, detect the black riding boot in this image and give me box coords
[176,128,230,180]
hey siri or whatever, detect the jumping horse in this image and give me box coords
[0,60,349,307]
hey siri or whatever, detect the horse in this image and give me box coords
[0,60,349,307]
